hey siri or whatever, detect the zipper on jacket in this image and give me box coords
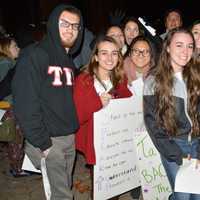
[188,131,192,145]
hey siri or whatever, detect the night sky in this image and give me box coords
[0,0,199,35]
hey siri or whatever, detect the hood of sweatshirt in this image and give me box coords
[39,4,84,67]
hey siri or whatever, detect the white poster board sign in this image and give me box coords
[0,109,6,124]
[93,96,171,200]
[93,97,141,200]
[131,96,171,200]
[22,154,41,173]
[175,158,200,194]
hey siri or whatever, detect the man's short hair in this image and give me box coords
[63,6,81,19]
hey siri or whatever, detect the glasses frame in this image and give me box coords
[131,48,150,57]
[58,19,81,31]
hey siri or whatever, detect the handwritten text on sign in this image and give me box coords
[131,96,171,200]
[94,97,140,200]
[93,96,171,200]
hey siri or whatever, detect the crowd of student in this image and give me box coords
[0,4,200,200]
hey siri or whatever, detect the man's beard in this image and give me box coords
[61,38,76,48]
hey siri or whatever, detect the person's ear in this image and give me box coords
[95,55,98,62]
[167,46,170,53]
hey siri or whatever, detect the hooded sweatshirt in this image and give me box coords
[12,4,84,151]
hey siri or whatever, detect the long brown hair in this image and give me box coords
[85,35,124,89]
[154,28,200,137]
[191,20,200,63]
[184,55,200,136]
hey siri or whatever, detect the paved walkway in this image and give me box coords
[0,145,134,200]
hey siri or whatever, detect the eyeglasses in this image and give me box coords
[59,19,81,31]
[131,48,150,57]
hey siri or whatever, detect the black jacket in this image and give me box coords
[12,4,84,151]
[143,75,200,165]
[0,67,15,100]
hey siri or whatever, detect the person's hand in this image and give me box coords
[186,155,200,169]
[187,154,191,160]
[195,159,200,169]
[109,9,126,26]
[100,92,112,107]
[42,147,51,158]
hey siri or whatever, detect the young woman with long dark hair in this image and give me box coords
[144,28,200,199]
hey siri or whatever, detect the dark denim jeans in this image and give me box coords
[161,138,200,200]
